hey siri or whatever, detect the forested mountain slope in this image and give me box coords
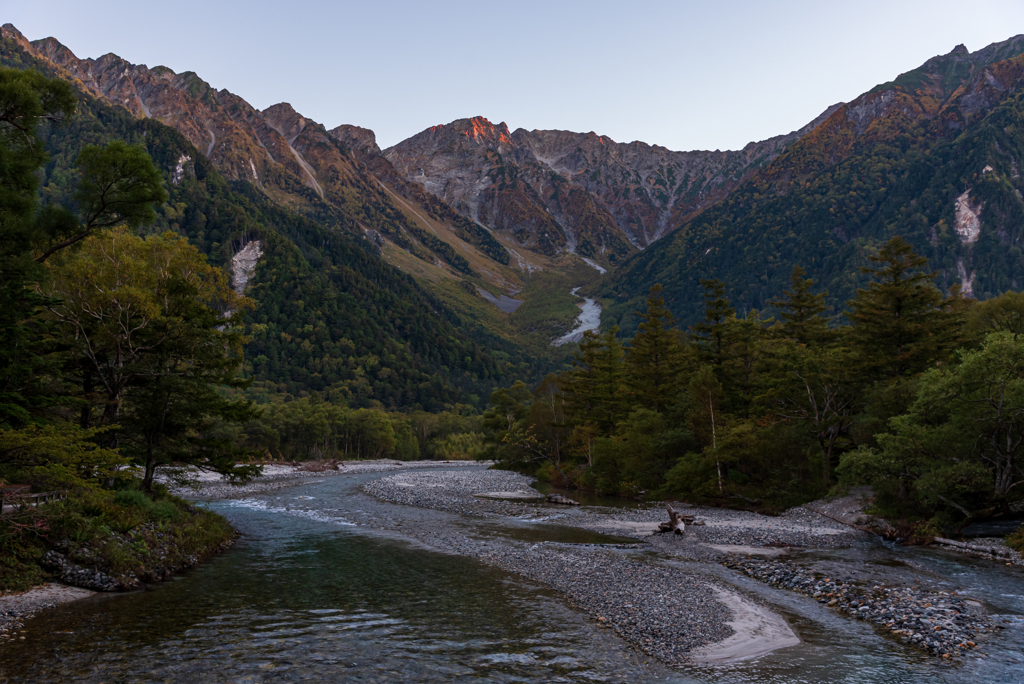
[0,30,537,410]
[0,24,517,296]
[602,36,1024,330]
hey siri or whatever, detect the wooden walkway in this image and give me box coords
[0,489,68,515]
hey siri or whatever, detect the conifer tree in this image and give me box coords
[771,266,834,346]
[0,69,76,427]
[845,236,956,381]
[564,326,626,435]
[626,284,685,413]
[691,279,735,368]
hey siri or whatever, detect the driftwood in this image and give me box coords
[802,505,881,536]
[934,537,1017,560]
[295,459,344,472]
[657,504,696,535]
[545,493,579,505]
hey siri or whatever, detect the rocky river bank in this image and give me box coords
[5,462,1018,678]
[360,467,1007,666]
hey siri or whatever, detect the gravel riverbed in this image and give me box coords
[0,584,94,641]
[723,556,996,659]
[357,466,1007,666]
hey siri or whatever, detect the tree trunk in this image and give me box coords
[142,455,157,491]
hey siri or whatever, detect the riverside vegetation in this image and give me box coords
[483,254,1024,549]
[0,67,491,591]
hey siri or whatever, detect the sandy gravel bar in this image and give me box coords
[171,460,487,500]
[0,584,94,640]
[360,468,866,665]
[364,469,861,549]
[359,467,1000,665]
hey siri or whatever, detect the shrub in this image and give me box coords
[1008,524,1024,554]
[113,489,152,508]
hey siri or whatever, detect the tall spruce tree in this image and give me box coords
[0,69,76,427]
[564,326,626,436]
[691,279,735,368]
[626,284,685,413]
[771,266,834,346]
[845,237,956,381]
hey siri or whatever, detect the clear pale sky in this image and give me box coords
[5,0,1024,151]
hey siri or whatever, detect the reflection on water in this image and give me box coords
[0,472,1021,683]
[531,480,659,510]
[0,505,661,683]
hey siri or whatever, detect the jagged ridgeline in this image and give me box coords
[602,38,1024,329]
[0,35,539,410]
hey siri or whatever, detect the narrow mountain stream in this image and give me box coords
[1,468,1021,683]
[553,287,602,346]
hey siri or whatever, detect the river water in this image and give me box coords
[1,468,1022,683]
[553,287,602,346]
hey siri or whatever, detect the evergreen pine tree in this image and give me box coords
[0,69,76,427]
[845,236,956,381]
[626,284,685,413]
[771,266,833,346]
[691,279,735,368]
[564,326,626,435]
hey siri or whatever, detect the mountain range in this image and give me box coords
[4,22,1024,406]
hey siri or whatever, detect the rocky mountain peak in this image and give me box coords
[0,23,33,53]
[328,124,381,158]
[951,43,969,54]
[261,102,308,142]
[424,116,513,147]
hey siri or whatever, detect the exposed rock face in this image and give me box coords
[957,259,977,298]
[2,24,393,218]
[2,23,529,278]
[384,112,838,257]
[231,240,263,296]
[331,124,382,160]
[512,117,837,247]
[385,118,577,255]
[2,21,851,271]
[760,36,1024,190]
[954,190,982,244]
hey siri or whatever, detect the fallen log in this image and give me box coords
[545,493,579,505]
[295,459,343,472]
[802,505,880,536]
[934,537,1016,559]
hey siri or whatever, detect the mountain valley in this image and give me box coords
[5,23,1024,404]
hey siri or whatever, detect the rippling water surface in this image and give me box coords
[0,470,1021,683]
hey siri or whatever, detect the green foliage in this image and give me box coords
[845,236,957,381]
[563,327,627,436]
[967,290,1024,341]
[0,68,75,427]
[770,266,834,346]
[215,393,483,462]
[1008,524,1024,553]
[112,489,151,508]
[0,38,537,412]
[625,285,687,412]
[36,141,167,262]
[0,424,128,492]
[0,488,232,591]
[46,228,260,489]
[840,331,1024,526]
[483,241,1024,516]
[602,53,1024,332]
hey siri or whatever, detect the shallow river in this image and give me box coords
[1,468,1021,683]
